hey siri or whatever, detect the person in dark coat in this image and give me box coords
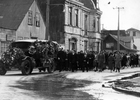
[130,53,135,67]
[57,48,65,72]
[114,51,122,72]
[68,50,73,71]
[71,50,77,72]
[79,50,84,71]
[104,51,109,69]
[76,52,81,70]
[83,52,88,72]
[135,54,139,67]
[65,50,69,71]
[121,53,127,69]
[108,52,115,72]
[87,51,94,70]
[133,54,139,67]
[97,51,105,72]
[93,52,98,71]
[63,50,67,71]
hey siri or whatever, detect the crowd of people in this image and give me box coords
[56,48,140,73]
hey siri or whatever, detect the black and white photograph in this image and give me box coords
[0,0,140,100]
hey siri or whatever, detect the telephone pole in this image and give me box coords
[45,0,50,40]
[113,7,124,51]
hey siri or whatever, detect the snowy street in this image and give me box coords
[66,67,140,100]
[0,68,140,100]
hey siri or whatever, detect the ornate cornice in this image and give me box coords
[90,9,102,16]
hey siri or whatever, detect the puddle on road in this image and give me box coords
[10,73,97,100]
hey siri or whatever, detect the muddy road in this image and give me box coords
[0,70,96,100]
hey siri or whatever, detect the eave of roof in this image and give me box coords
[109,34,139,52]
[127,28,140,32]
[120,36,133,42]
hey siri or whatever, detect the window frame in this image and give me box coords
[75,9,78,27]
[133,31,136,36]
[68,7,72,25]
[35,12,40,27]
[28,10,33,25]
[84,40,88,51]
[84,14,88,35]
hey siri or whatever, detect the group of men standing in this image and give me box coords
[56,48,140,73]
[56,49,96,72]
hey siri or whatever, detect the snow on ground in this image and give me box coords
[66,69,140,100]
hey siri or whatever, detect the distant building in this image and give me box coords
[101,29,127,39]
[126,28,140,53]
[0,0,46,55]
[119,36,134,49]
[102,34,138,53]
[126,28,140,38]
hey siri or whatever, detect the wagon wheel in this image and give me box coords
[0,61,7,75]
[21,59,33,75]
[47,59,55,73]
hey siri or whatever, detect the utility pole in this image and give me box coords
[45,0,50,40]
[113,7,124,51]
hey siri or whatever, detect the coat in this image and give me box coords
[115,53,122,68]
[108,55,115,70]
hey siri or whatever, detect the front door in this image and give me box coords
[69,38,77,51]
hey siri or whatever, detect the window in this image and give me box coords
[84,14,88,35]
[93,18,96,29]
[28,10,33,25]
[97,17,100,32]
[106,43,114,48]
[35,13,40,27]
[133,31,136,36]
[84,41,88,51]
[11,42,32,50]
[75,9,78,27]
[1,42,9,54]
[68,7,72,25]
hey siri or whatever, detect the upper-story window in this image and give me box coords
[133,31,136,36]
[93,18,96,29]
[68,7,72,25]
[28,10,33,25]
[84,40,88,52]
[35,12,40,27]
[84,14,88,35]
[75,9,78,27]
[97,17,100,32]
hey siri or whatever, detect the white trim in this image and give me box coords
[90,0,96,9]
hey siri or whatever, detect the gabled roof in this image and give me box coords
[0,0,34,30]
[120,36,134,42]
[109,34,138,52]
[126,28,140,32]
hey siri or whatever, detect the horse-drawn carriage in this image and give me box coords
[0,39,59,75]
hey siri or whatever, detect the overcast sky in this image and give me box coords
[99,0,140,30]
